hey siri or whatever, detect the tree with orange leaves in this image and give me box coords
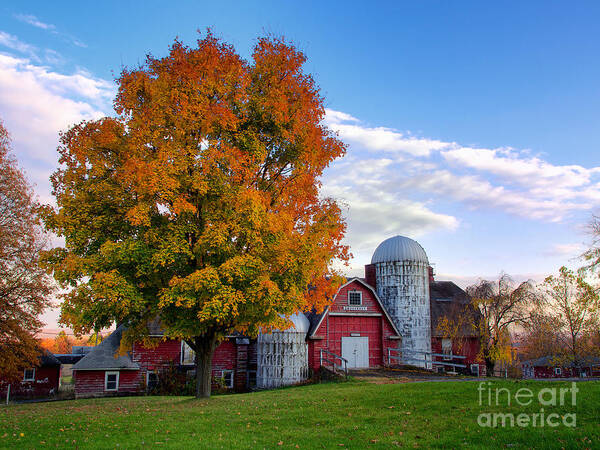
[0,119,54,382]
[42,32,348,398]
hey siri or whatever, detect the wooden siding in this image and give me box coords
[308,279,400,370]
[74,370,142,398]
[0,366,60,399]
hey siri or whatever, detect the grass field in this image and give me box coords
[1,379,598,449]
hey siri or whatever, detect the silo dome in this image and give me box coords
[371,235,428,264]
[283,312,310,334]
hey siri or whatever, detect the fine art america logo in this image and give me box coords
[477,382,578,428]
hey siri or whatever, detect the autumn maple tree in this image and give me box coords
[0,119,54,382]
[42,32,348,397]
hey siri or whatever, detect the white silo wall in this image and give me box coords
[256,331,309,389]
[375,260,431,368]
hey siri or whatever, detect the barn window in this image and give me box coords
[222,370,234,388]
[554,367,562,376]
[105,371,119,391]
[348,291,362,306]
[147,371,159,391]
[442,339,452,360]
[181,341,196,365]
[23,368,35,381]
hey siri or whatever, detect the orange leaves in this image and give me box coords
[46,31,350,366]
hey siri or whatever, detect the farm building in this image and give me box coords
[72,235,484,396]
[0,350,61,399]
[521,356,600,379]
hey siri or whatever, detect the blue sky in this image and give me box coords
[1,2,599,328]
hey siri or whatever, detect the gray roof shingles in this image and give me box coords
[72,325,139,371]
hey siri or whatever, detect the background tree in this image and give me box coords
[467,274,538,375]
[0,119,54,381]
[517,311,563,360]
[42,32,348,398]
[540,266,599,366]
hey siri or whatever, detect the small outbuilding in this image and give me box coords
[0,350,61,399]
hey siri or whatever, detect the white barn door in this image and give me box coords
[341,336,369,368]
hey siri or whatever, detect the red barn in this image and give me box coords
[430,281,485,375]
[522,356,600,379]
[0,350,61,399]
[72,324,251,398]
[307,278,402,370]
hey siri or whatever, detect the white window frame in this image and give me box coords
[105,371,119,391]
[554,367,562,376]
[23,368,35,381]
[348,291,362,306]
[181,341,196,365]
[222,370,234,388]
[146,370,158,390]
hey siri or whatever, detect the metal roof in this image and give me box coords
[371,235,429,264]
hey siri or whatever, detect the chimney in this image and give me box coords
[428,265,435,283]
[365,264,376,290]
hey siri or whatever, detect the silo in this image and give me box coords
[371,235,431,368]
[256,313,309,389]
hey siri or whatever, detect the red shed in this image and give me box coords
[307,278,402,370]
[0,350,61,399]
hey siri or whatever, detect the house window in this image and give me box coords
[23,368,35,381]
[222,370,234,388]
[247,370,257,389]
[442,339,452,360]
[348,291,362,306]
[105,371,119,391]
[554,367,562,376]
[181,341,196,366]
[147,371,159,391]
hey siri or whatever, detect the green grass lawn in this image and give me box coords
[1,379,598,449]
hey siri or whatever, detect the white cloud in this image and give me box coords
[14,14,56,31]
[0,53,114,200]
[14,13,87,48]
[542,243,584,258]
[325,108,600,223]
[0,31,38,60]
[325,108,449,157]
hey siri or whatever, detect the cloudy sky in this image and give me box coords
[1,1,599,329]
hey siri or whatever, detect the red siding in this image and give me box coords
[431,337,484,374]
[0,366,60,398]
[132,339,182,370]
[308,280,400,371]
[74,370,142,398]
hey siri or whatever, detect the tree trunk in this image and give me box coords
[194,334,218,399]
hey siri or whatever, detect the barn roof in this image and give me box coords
[430,281,480,338]
[72,325,139,371]
[40,350,62,367]
[54,354,86,365]
[522,356,600,368]
[307,277,402,339]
